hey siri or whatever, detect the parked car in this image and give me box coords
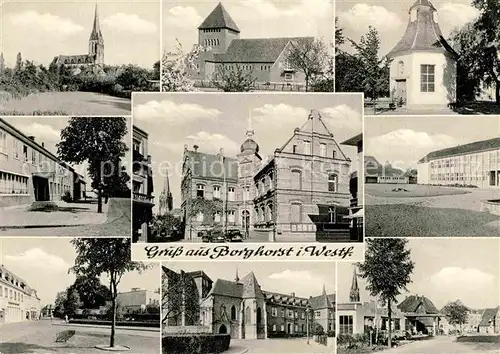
[225,229,243,242]
[210,229,226,243]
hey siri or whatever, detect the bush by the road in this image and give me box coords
[162,333,230,354]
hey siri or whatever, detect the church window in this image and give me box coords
[197,184,205,198]
[328,173,338,192]
[420,65,435,92]
[291,169,302,190]
[245,306,251,324]
[339,315,354,335]
[267,203,273,222]
[231,305,236,320]
[320,143,326,157]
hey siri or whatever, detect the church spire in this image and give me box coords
[349,266,360,302]
[322,284,327,296]
[235,268,240,282]
[90,3,103,42]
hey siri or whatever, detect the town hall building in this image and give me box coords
[189,3,315,87]
[387,0,458,107]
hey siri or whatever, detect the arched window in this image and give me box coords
[328,174,338,192]
[398,61,404,75]
[291,169,302,190]
[231,305,236,320]
[257,307,262,324]
[245,306,251,324]
[267,203,273,222]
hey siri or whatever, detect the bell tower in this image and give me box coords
[89,3,104,65]
[198,3,240,53]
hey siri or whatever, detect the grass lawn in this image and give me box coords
[365,184,471,198]
[338,345,388,354]
[366,204,500,237]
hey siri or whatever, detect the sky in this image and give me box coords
[337,238,500,310]
[164,262,335,298]
[335,0,480,55]
[132,92,362,211]
[0,238,160,306]
[163,0,334,52]
[1,0,160,68]
[365,115,500,171]
[3,116,132,190]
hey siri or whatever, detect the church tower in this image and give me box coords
[88,4,104,65]
[349,266,360,302]
[198,2,240,53]
[159,172,173,216]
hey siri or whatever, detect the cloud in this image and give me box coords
[437,3,480,35]
[15,122,61,142]
[337,4,403,34]
[134,100,222,124]
[165,6,202,29]
[268,270,329,293]
[252,103,308,126]
[238,0,331,20]
[9,11,84,36]
[322,104,361,130]
[5,248,70,271]
[185,131,239,156]
[103,13,157,34]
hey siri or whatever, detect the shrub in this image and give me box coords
[326,330,335,337]
[69,319,159,328]
[61,191,72,203]
[313,322,325,335]
[162,334,230,354]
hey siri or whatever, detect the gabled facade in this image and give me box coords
[478,307,500,334]
[387,0,458,107]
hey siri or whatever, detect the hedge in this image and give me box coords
[162,334,230,354]
[69,319,160,328]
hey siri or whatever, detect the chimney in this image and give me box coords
[28,136,35,141]
[219,148,224,156]
[41,142,45,148]
[291,292,295,298]
[184,144,188,152]
[193,145,199,152]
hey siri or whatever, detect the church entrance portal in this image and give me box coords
[395,79,407,106]
[219,324,227,334]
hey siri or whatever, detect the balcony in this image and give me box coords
[133,192,155,205]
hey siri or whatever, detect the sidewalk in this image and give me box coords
[53,321,160,334]
[0,201,108,228]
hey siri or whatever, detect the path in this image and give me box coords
[378,335,499,354]
[0,91,131,115]
[0,320,159,354]
[230,338,333,353]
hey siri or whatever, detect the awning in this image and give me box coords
[344,208,364,219]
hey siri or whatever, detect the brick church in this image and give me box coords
[52,4,104,69]
[180,109,352,242]
[189,2,314,86]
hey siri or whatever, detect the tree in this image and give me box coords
[15,52,23,72]
[357,239,414,348]
[67,275,112,309]
[70,238,149,348]
[116,65,151,91]
[152,60,160,80]
[162,268,200,326]
[151,213,182,237]
[53,291,67,317]
[63,289,82,317]
[211,64,256,92]
[146,303,160,314]
[285,39,330,92]
[442,300,469,333]
[57,117,128,213]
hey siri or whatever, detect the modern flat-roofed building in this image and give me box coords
[0,264,42,324]
[132,125,155,242]
[0,118,86,207]
[117,287,160,314]
[417,137,500,188]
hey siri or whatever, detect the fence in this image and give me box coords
[193,80,306,92]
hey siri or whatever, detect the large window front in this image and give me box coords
[0,172,29,194]
[339,315,354,335]
[420,64,435,92]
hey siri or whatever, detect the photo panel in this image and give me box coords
[336,237,500,354]
[363,114,500,237]
[0,237,161,354]
[0,116,132,237]
[131,92,365,261]
[334,0,499,116]
[0,0,161,116]
[162,0,334,92]
[161,261,335,353]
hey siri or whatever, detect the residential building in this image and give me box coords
[180,109,354,242]
[417,137,500,188]
[117,288,160,314]
[189,3,315,87]
[478,307,500,334]
[387,0,458,107]
[162,266,335,339]
[0,118,86,207]
[341,133,363,241]
[0,265,42,324]
[132,125,155,242]
[365,156,409,184]
[52,4,104,69]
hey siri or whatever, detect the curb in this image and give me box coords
[0,224,88,230]
[52,323,160,333]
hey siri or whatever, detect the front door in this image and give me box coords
[33,176,50,201]
[395,80,407,105]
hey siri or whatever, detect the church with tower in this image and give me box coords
[180,109,352,242]
[188,2,315,86]
[52,4,104,69]
[387,0,458,107]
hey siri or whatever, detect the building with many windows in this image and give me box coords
[132,125,155,242]
[0,265,42,324]
[180,109,353,242]
[117,288,160,314]
[417,137,500,188]
[162,266,335,339]
[0,118,86,207]
[387,0,458,107]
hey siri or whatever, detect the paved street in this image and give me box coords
[0,319,159,354]
[0,91,131,115]
[230,338,333,353]
[377,335,500,354]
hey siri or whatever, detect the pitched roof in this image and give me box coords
[418,137,500,163]
[209,279,243,298]
[210,37,314,63]
[198,3,240,32]
[479,307,499,326]
[387,0,457,58]
[309,293,335,310]
[184,150,238,181]
[240,272,264,299]
[398,295,439,314]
